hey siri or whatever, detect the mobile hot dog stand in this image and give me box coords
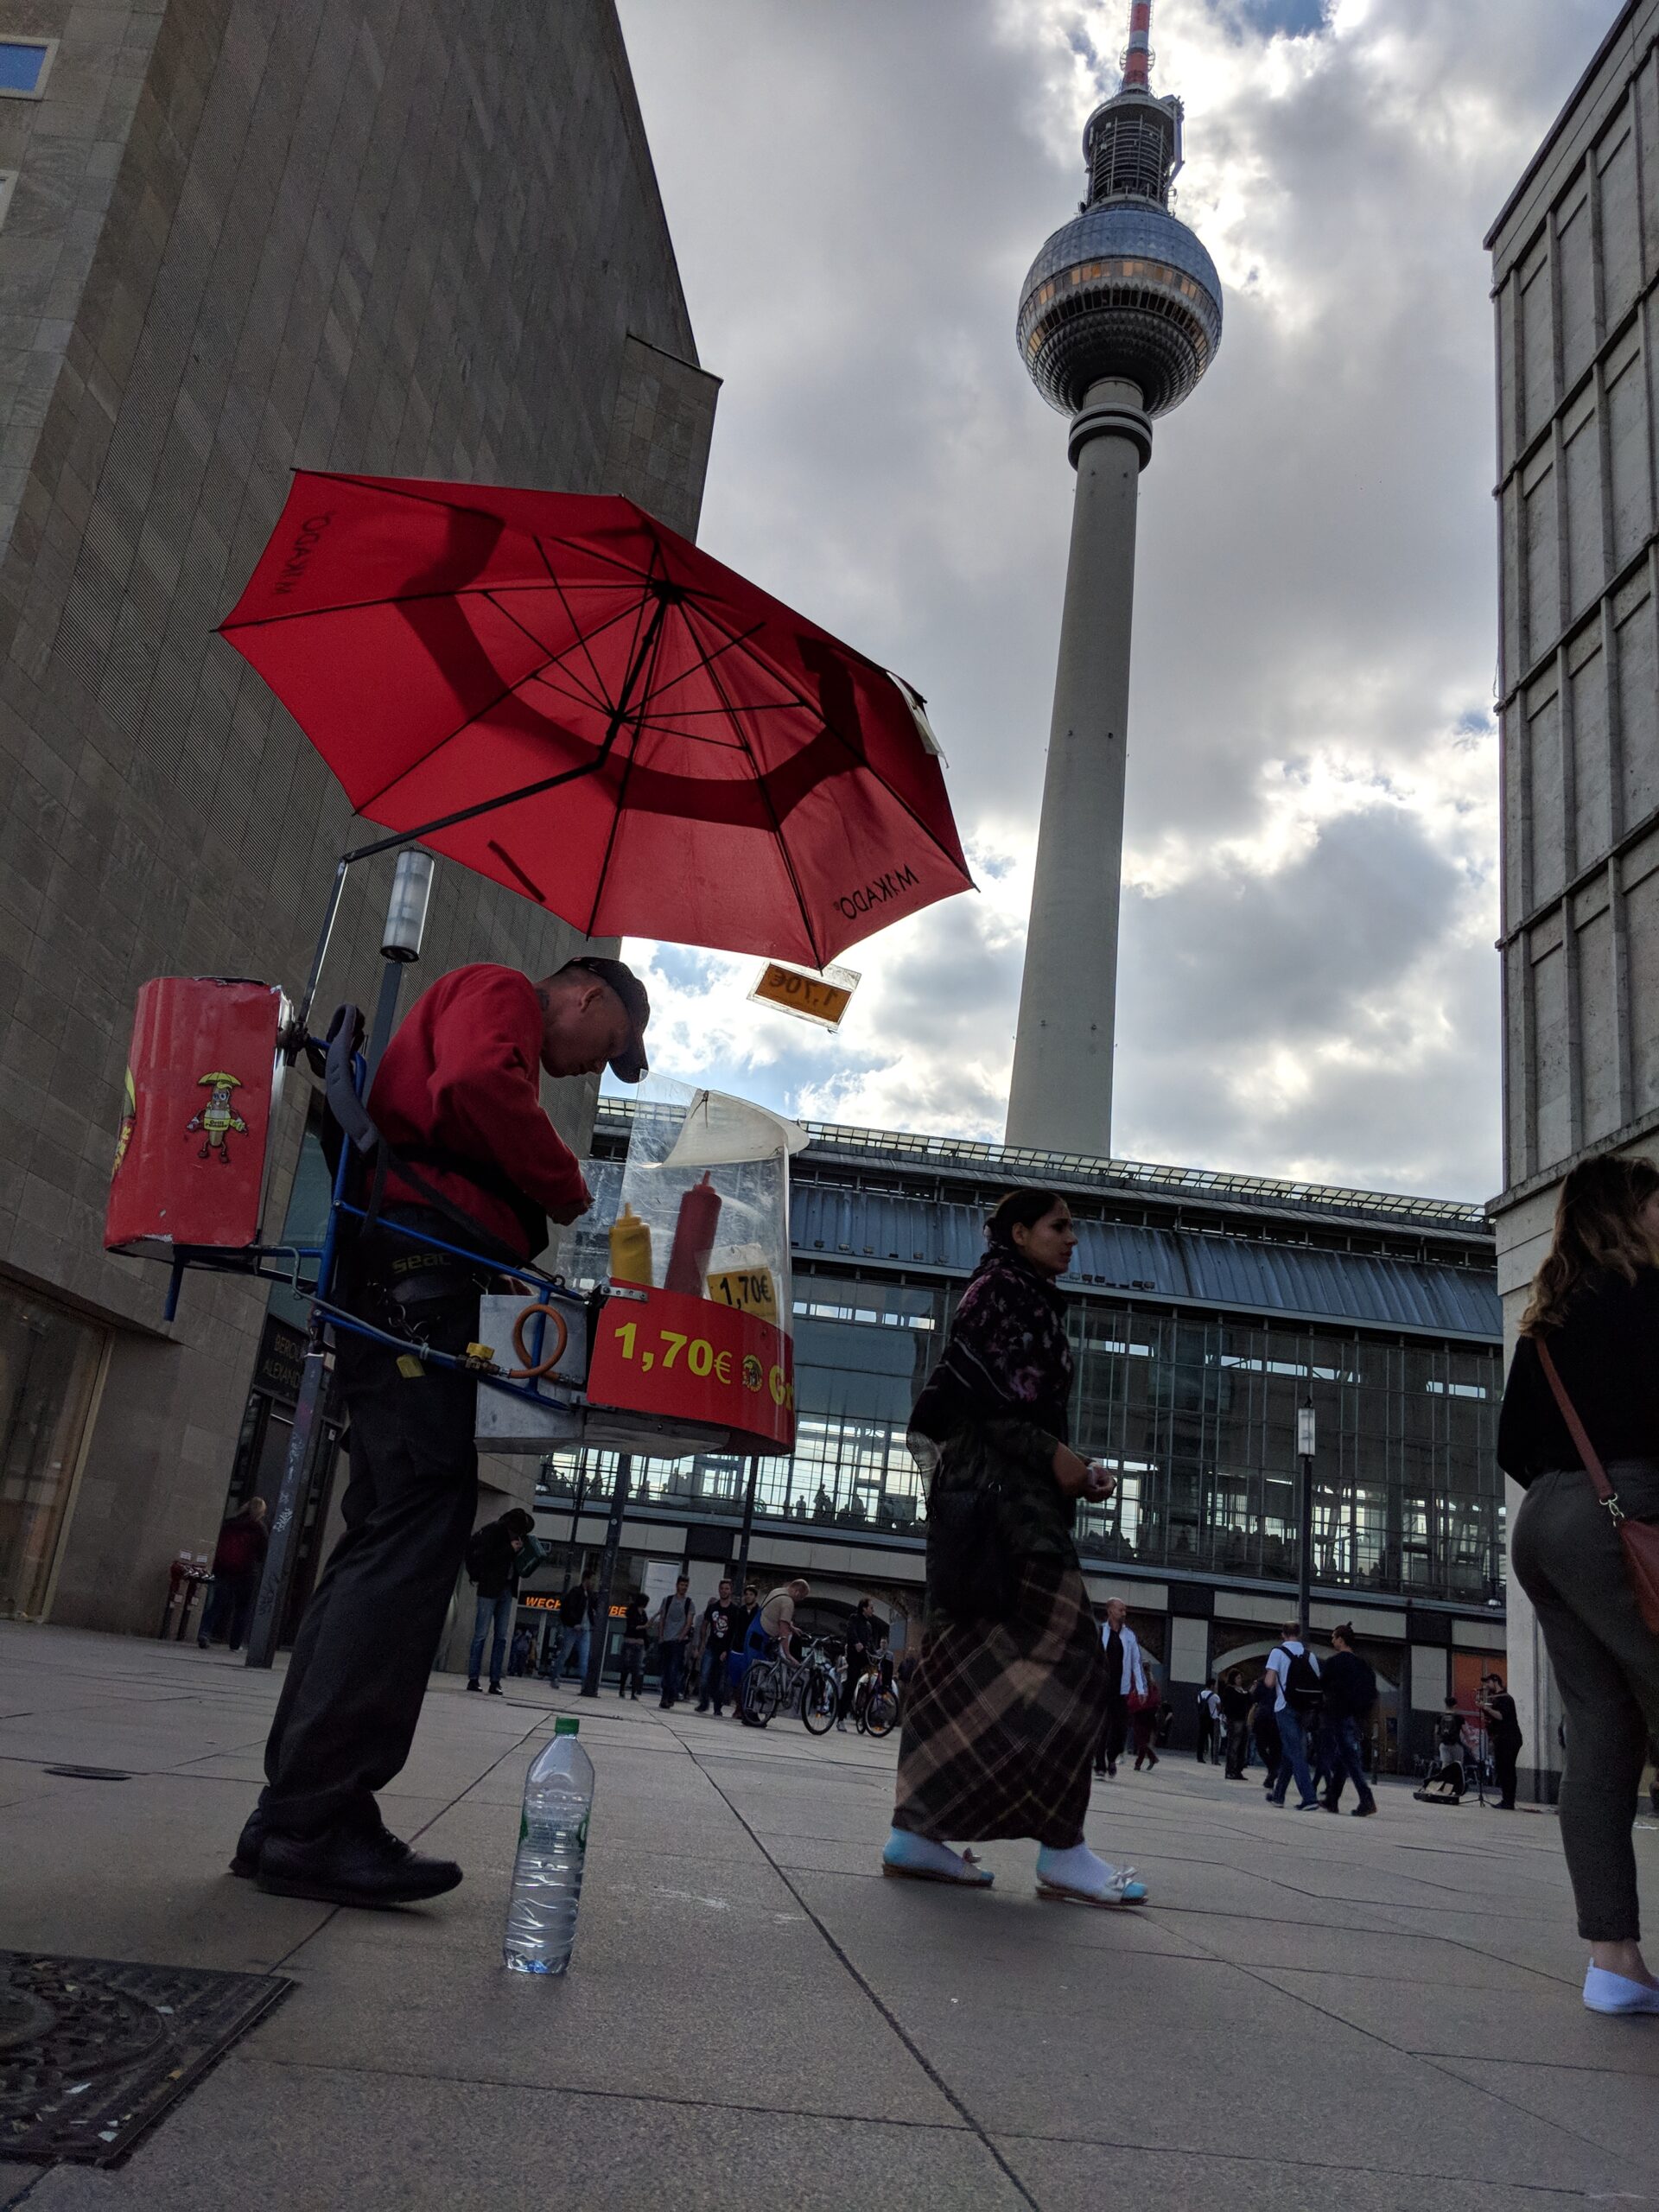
[101,474,973,1668]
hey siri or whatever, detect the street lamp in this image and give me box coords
[366,848,435,1077]
[1296,1397,1316,1635]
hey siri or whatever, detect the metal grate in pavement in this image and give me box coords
[0,1951,290,2166]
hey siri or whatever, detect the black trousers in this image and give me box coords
[840,1649,872,1720]
[1096,1691,1128,1771]
[1196,1716,1216,1762]
[1491,1737,1520,1809]
[257,1298,479,1840]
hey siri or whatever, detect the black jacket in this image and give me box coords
[1497,1267,1659,1484]
[468,1517,527,1599]
[1319,1649,1376,1722]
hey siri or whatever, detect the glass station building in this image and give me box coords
[526,1103,1506,1763]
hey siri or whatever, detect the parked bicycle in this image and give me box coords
[852,1651,899,1738]
[741,1635,839,1734]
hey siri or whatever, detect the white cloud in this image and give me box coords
[614,0,1612,1198]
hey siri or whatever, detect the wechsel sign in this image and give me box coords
[749,960,859,1031]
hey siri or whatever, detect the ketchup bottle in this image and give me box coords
[664,1173,721,1297]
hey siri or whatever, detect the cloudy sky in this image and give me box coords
[611,0,1613,1201]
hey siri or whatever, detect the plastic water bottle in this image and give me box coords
[503,1715,594,1975]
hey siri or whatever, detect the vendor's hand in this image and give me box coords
[1084,1460,1116,1503]
[1051,1444,1092,1497]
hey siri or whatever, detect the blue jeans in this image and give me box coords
[468,1589,514,1686]
[1270,1707,1317,1804]
[695,1646,728,1713]
[658,1639,687,1707]
[1321,1713,1376,1809]
[544,1622,589,1684]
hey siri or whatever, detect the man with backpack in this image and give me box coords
[465,1509,536,1695]
[1265,1620,1323,1809]
[1318,1624,1378,1816]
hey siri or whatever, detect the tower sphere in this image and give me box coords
[1017,92,1223,419]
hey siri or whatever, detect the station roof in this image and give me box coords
[589,1102,1502,1345]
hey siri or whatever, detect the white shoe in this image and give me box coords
[1584,1964,1659,2014]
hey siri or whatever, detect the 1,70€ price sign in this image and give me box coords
[611,1316,793,1408]
[586,1284,797,1450]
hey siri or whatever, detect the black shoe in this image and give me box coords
[1320,1798,1340,1814]
[466,1678,481,1692]
[230,1808,269,1878]
[1093,1764,1107,1776]
[487,1681,503,1695]
[257,1826,463,1909]
[1352,1801,1377,1817]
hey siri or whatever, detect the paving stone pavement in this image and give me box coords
[1,1620,1656,2209]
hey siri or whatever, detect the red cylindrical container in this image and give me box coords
[664,1173,721,1297]
[105,978,287,1254]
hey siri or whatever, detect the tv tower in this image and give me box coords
[1004,0,1222,1155]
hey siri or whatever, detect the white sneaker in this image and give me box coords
[1584,1964,1659,2014]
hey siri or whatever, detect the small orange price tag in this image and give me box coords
[749,961,857,1030]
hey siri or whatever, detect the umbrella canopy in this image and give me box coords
[219,473,973,968]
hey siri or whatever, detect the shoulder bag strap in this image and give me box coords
[1535,1339,1620,1512]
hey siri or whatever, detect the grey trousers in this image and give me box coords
[1510,1460,1659,1942]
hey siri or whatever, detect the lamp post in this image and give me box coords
[366,848,435,1078]
[1296,1397,1316,1636]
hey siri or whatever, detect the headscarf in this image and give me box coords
[911,1247,1073,1446]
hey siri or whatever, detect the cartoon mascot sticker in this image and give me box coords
[187,1071,248,1163]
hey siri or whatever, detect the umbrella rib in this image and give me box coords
[680,601,826,972]
[582,591,674,942]
[683,601,974,893]
[484,588,643,721]
[219,578,630,634]
[530,530,652,727]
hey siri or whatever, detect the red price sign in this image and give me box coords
[587,1285,796,1452]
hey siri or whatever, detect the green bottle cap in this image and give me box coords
[554,1716,580,1736]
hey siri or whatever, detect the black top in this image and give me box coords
[701,1598,734,1656]
[624,1597,651,1638]
[1319,1649,1376,1722]
[1218,1680,1252,1722]
[1496,1267,1659,1485]
[1483,1690,1522,1746]
[469,1518,527,1599]
[846,1611,881,1661]
[559,1584,590,1627]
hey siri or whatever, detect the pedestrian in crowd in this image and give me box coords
[883,1189,1140,1906]
[463,1507,535,1694]
[1130,1664,1162,1771]
[1219,1669,1253,1778]
[544,1569,597,1687]
[1251,1666,1282,1785]
[839,1598,884,1732]
[198,1496,269,1653]
[507,1624,535,1678]
[1500,1153,1659,2013]
[1433,1698,1468,1798]
[1093,1597,1146,1779]
[726,1582,760,1716]
[654,1573,696,1707]
[234,954,650,1908]
[618,1591,650,1700]
[693,1580,735,1715]
[1475,1672,1522,1811]
[1318,1624,1378,1817]
[1265,1620,1323,1809]
[1196,1679,1221,1763]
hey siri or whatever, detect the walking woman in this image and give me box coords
[1130,1666,1162,1770]
[1499,1154,1659,2015]
[882,1189,1146,1905]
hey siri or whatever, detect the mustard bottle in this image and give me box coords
[608,1203,652,1287]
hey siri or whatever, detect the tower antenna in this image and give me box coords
[1122,0,1154,93]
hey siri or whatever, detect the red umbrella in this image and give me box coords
[219,472,972,968]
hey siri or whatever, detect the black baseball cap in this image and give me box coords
[566,956,650,1082]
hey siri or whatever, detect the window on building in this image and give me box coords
[0,1283,108,1620]
[0,41,54,98]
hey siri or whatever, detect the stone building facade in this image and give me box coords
[1488,0,1659,1793]
[0,1,716,1634]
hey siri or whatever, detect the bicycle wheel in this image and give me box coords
[801,1667,838,1735]
[864,1689,898,1738]
[742,1665,779,1727]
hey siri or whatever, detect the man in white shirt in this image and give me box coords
[1265,1619,1322,1809]
[1197,1681,1222,1764]
[1093,1599,1147,1779]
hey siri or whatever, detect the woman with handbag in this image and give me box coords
[883,1189,1147,1906]
[1498,1154,1659,2015]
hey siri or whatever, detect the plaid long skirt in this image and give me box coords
[892,1555,1109,1849]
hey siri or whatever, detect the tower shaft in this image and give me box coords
[1005,381,1150,1156]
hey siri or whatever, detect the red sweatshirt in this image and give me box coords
[368,964,591,1258]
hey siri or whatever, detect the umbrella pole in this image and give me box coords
[580,1454,632,1700]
